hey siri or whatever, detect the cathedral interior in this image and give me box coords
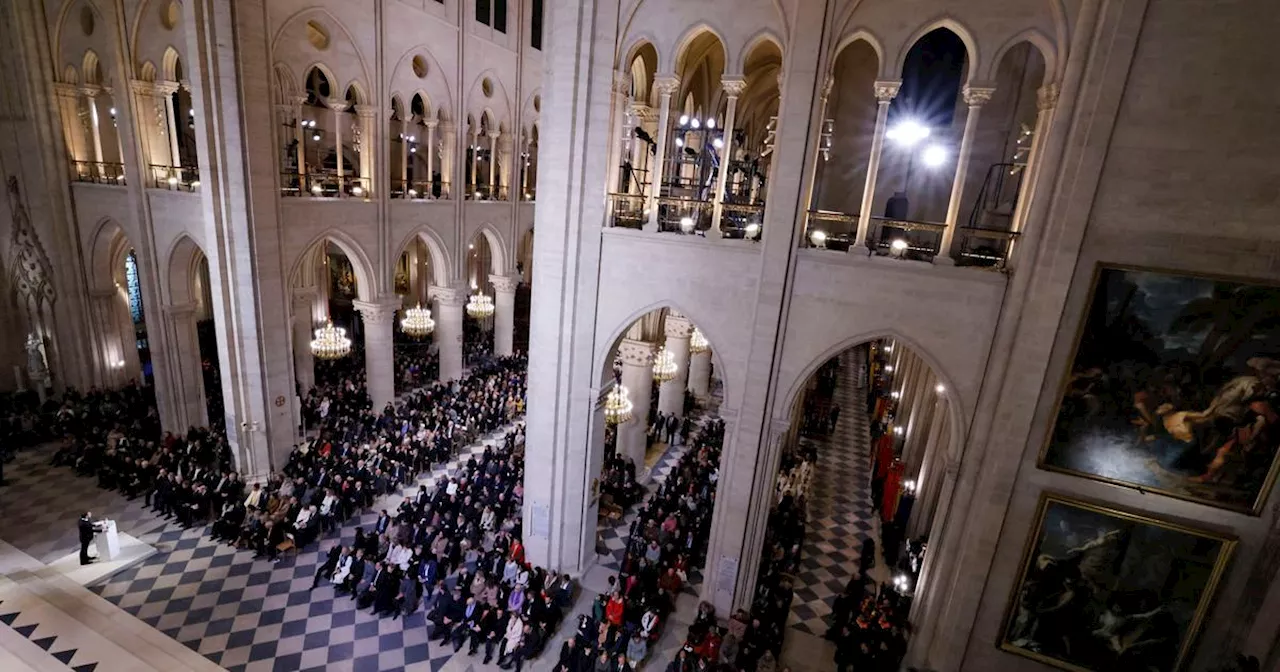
[0,1,1277,672]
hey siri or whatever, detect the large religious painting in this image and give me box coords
[1000,494,1234,672]
[1041,265,1280,513]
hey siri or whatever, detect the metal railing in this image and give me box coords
[804,210,859,251]
[148,164,201,191]
[608,193,646,230]
[390,179,451,200]
[279,173,372,199]
[465,184,510,201]
[520,186,536,202]
[656,195,712,234]
[957,227,1019,269]
[868,217,947,261]
[71,161,127,185]
[721,202,765,241]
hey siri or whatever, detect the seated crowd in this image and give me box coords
[552,417,725,672]
[210,354,528,561]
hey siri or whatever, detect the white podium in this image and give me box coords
[94,519,120,561]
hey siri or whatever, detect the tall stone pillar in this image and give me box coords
[53,83,89,164]
[329,99,348,181]
[425,119,438,195]
[89,290,129,388]
[710,77,746,237]
[439,121,454,197]
[854,80,901,250]
[687,346,712,399]
[491,274,519,356]
[434,286,465,381]
[657,314,693,419]
[291,288,317,393]
[908,400,948,538]
[617,339,656,474]
[165,303,207,430]
[938,85,995,262]
[160,83,183,172]
[355,104,376,192]
[81,86,105,166]
[644,76,679,232]
[355,299,398,411]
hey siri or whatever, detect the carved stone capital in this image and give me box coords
[962,85,996,107]
[613,70,632,95]
[353,104,378,118]
[720,76,747,98]
[352,298,400,324]
[618,338,656,367]
[54,82,81,99]
[663,314,695,340]
[489,274,520,294]
[290,95,309,108]
[486,130,502,141]
[873,79,902,103]
[425,119,439,130]
[79,85,103,99]
[326,99,351,113]
[1037,82,1060,111]
[653,75,680,98]
[431,286,467,308]
[820,75,835,101]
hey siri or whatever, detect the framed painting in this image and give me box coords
[1040,265,1280,513]
[1000,494,1235,672]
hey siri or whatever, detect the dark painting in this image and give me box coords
[1001,495,1234,672]
[1042,266,1280,512]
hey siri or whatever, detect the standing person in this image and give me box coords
[78,511,97,565]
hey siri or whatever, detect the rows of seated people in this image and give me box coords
[550,418,725,672]
[209,354,528,561]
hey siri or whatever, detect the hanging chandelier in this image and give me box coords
[690,328,710,354]
[400,304,435,337]
[603,383,634,425]
[466,290,495,319]
[653,346,678,382]
[310,320,351,360]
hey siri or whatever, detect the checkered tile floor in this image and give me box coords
[786,352,879,637]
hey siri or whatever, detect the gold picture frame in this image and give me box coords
[999,492,1236,672]
[1038,263,1280,514]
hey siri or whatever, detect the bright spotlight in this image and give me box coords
[678,114,689,126]
[922,144,948,167]
[935,383,946,394]
[712,137,724,149]
[886,119,931,147]
[706,118,716,129]
[690,118,701,129]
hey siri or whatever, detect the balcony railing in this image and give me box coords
[71,161,126,185]
[721,202,764,241]
[465,184,509,201]
[280,173,371,199]
[656,195,712,234]
[608,193,646,230]
[805,210,859,251]
[868,217,947,261]
[957,227,1019,269]
[520,187,536,202]
[148,164,200,191]
[390,179,451,200]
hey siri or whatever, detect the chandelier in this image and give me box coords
[690,328,710,354]
[603,383,634,425]
[400,304,435,337]
[310,320,351,360]
[466,291,495,319]
[653,346,678,382]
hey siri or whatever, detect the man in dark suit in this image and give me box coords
[78,511,96,565]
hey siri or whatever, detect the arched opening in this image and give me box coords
[463,232,496,365]
[613,41,657,221]
[167,238,222,428]
[761,338,950,670]
[281,67,362,197]
[655,32,726,233]
[466,111,503,200]
[92,223,150,388]
[159,52,200,189]
[871,28,969,258]
[720,38,781,237]
[954,41,1048,267]
[392,234,442,392]
[76,51,127,182]
[519,124,538,201]
[593,307,726,638]
[289,235,373,409]
[390,93,447,199]
[806,38,880,249]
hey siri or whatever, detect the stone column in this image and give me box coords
[355,299,398,410]
[54,83,89,164]
[291,288,317,394]
[292,96,307,178]
[160,83,182,172]
[433,286,465,381]
[629,102,651,194]
[470,128,481,195]
[355,104,377,192]
[488,130,502,197]
[1008,84,1059,240]
[644,75,679,232]
[854,80,901,251]
[908,400,948,538]
[490,274,519,356]
[938,85,995,262]
[710,77,746,238]
[439,121,454,197]
[425,119,438,195]
[617,338,656,474]
[81,86,105,166]
[166,303,207,430]
[88,290,127,387]
[398,115,413,191]
[687,345,712,399]
[657,314,693,419]
[329,99,349,180]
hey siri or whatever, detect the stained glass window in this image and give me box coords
[125,249,145,324]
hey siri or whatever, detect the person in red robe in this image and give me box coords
[882,460,905,523]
